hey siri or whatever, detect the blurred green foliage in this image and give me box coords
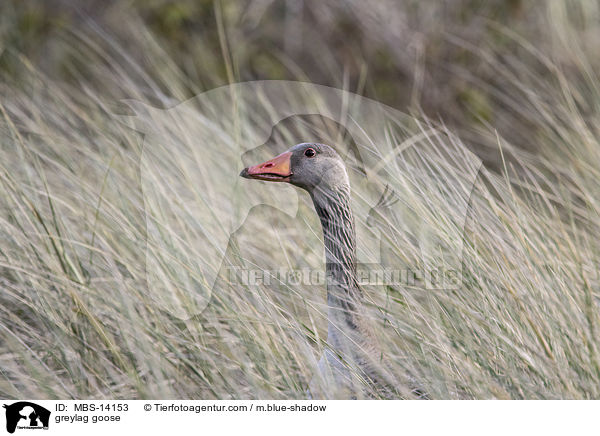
[0,0,597,167]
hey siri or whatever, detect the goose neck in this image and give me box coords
[311,186,363,317]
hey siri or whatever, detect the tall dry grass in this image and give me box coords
[0,1,599,399]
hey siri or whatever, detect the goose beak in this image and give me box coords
[240,151,293,182]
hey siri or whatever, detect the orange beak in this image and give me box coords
[240,151,293,182]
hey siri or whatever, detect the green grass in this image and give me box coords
[0,1,599,399]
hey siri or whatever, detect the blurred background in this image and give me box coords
[3,0,599,168]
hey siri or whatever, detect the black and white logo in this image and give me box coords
[2,402,50,434]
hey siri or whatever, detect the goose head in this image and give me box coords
[240,143,349,194]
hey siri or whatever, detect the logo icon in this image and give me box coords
[121,80,482,319]
[2,402,50,434]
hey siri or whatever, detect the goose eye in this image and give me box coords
[304,148,316,158]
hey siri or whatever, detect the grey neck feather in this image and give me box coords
[310,184,363,338]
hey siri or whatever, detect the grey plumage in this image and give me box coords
[241,142,420,399]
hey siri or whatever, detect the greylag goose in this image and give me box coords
[240,142,411,399]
